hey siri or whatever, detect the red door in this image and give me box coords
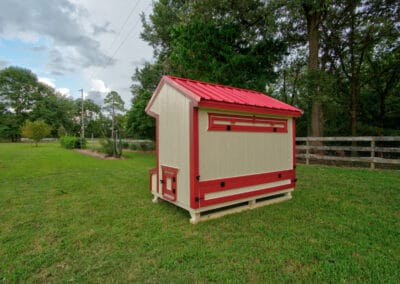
[161,166,178,201]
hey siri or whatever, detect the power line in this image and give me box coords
[89,3,152,82]
[105,1,141,54]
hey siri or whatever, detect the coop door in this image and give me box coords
[161,166,178,202]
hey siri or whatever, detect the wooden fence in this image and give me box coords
[296,136,400,169]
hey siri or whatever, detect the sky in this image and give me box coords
[0,0,154,107]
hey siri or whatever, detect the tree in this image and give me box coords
[21,120,52,146]
[126,63,163,140]
[103,91,125,139]
[0,66,78,140]
[0,66,39,140]
[303,0,326,137]
[128,0,287,139]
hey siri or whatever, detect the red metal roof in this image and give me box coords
[164,75,302,116]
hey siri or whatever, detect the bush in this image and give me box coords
[127,141,155,152]
[60,136,86,149]
[100,139,122,158]
[21,120,52,146]
[129,143,138,151]
[122,142,130,149]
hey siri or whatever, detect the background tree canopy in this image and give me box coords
[0,66,122,141]
[127,0,400,139]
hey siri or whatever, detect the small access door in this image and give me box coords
[161,166,178,201]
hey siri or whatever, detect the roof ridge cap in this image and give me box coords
[165,75,266,96]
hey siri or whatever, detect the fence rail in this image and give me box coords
[296,136,400,169]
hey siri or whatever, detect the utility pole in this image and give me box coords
[79,89,84,148]
[111,93,116,156]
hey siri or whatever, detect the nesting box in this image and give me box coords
[146,76,302,223]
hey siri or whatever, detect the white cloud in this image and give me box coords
[38,77,56,88]
[56,87,71,97]
[0,0,154,107]
[91,79,109,93]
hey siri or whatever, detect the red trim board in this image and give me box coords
[292,118,297,183]
[208,112,288,133]
[199,101,302,117]
[190,106,200,209]
[194,170,295,207]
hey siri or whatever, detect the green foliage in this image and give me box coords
[0,143,399,282]
[21,120,52,146]
[127,0,286,139]
[103,91,125,114]
[99,138,122,158]
[129,142,138,150]
[60,136,86,149]
[169,20,285,91]
[57,125,66,138]
[0,66,79,140]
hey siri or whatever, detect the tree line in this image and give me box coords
[126,0,399,139]
[0,66,125,141]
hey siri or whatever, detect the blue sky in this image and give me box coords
[0,0,153,106]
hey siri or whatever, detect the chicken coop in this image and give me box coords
[146,75,302,223]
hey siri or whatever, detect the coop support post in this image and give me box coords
[370,139,375,169]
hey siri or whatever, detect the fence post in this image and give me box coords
[306,140,310,165]
[370,138,375,169]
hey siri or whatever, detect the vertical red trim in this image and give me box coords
[190,105,199,209]
[292,118,296,183]
[155,115,160,193]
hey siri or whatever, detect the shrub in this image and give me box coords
[57,125,66,138]
[21,120,52,146]
[129,143,138,151]
[100,139,122,158]
[122,141,130,149]
[60,136,86,149]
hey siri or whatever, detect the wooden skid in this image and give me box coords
[189,191,292,224]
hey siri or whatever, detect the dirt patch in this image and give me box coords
[123,149,155,154]
[74,149,124,160]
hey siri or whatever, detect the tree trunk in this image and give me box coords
[305,4,323,138]
[351,78,357,137]
[379,93,385,135]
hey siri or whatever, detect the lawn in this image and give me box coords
[0,143,399,282]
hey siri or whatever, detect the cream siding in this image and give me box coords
[198,109,293,181]
[149,84,191,208]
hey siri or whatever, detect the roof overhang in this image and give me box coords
[145,76,200,116]
[198,100,303,117]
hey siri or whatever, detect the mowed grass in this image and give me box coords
[0,143,399,282]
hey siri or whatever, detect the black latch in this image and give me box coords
[273,127,277,132]
[160,179,164,184]
[195,196,203,202]
[226,125,231,131]
[278,173,282,178]
[172,177,176,182]
[196,175,200,181]
[220,181,225,187]
[172,189,176,194]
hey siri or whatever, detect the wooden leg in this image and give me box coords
[152,195,160,203]
[190,212,200,224]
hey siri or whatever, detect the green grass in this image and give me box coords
[0,143,399,282]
